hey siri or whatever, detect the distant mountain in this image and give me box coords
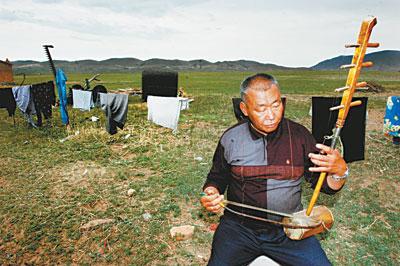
[312,50,400,71]
[10,50,398,74]
[11,58,299,74]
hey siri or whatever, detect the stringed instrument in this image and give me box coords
[284,16,379,240]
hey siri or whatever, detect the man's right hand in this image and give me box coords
[200,186,224,213]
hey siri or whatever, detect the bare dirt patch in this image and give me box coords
[110,143,137,160]
[0,176,7,188]
[82,199,110,212]
[0,220,26,263]
[128,167,156,180]
[195,121,213,129]
[49,161,112,198]
[378,179,400,210]
[110,143,127,153]
[366,109,385,132]
[352,173,375,189]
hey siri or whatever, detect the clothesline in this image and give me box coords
[2,80,193,135]
[0,84,18,89]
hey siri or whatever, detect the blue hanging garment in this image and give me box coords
[383,96,400,137]
[56,69,69,125]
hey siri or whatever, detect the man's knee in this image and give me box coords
[207,218,260,266]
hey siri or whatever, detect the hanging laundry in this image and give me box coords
[0,88,16,117]
[56,69,69,125]
[92,85,107,107]
[147,96,182,132]
[31,81,56,126]
[142,70,178,102]
[12,85,36,114]
[99,93,128,135]
[12,85,37,127]
[178,97,193,111]
[383,96,400,138]
[312,97,368,163]
[72,89,94,111]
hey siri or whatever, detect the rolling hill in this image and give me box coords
[311,50,400,71]
[9,50,399,74]
[11,58,295,75]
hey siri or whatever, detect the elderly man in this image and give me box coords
[201,73,348,266]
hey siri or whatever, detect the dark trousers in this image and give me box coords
[208,216,331,266]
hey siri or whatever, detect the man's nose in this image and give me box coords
[264,108,275,120]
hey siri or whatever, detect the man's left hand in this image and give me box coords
[308,143,347,177]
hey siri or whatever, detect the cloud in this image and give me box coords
[0,0,398,66]
[32,0,64,3]
[75,0,203,17]
[0,1,181,38]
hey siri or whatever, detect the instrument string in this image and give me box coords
[220,203,322,229]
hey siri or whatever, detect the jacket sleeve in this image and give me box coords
[302,128,343,195]
[202,140,230,194]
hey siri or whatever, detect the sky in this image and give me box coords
[0,0,399,67]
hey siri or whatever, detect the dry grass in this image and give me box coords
[1,70,399,265]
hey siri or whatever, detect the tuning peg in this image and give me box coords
[356,81,368,90]
[334,81,368,92]
[340,64,356,69]
[329,100,362,111]
[350,100,363,107]
[340,62,373,69]
[335,86,349,92]
[362,61,373,67]
[345,44,360,48]
[356,81,367,87]
[367,43,379,48]
[345,43,380,48]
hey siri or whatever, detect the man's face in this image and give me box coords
[240,81,284,134]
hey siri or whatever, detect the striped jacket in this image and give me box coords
[203,118,340,229]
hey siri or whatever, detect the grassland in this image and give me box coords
[0,70,399,265]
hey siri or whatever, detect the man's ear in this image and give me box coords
[239,101,248,116]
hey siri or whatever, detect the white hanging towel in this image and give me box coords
[72,89,94,111]
[178,97,193,111]
[147,96,182,132]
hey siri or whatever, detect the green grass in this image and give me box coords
[0,70,399,265]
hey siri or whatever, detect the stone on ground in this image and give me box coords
[170,225,195,241]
